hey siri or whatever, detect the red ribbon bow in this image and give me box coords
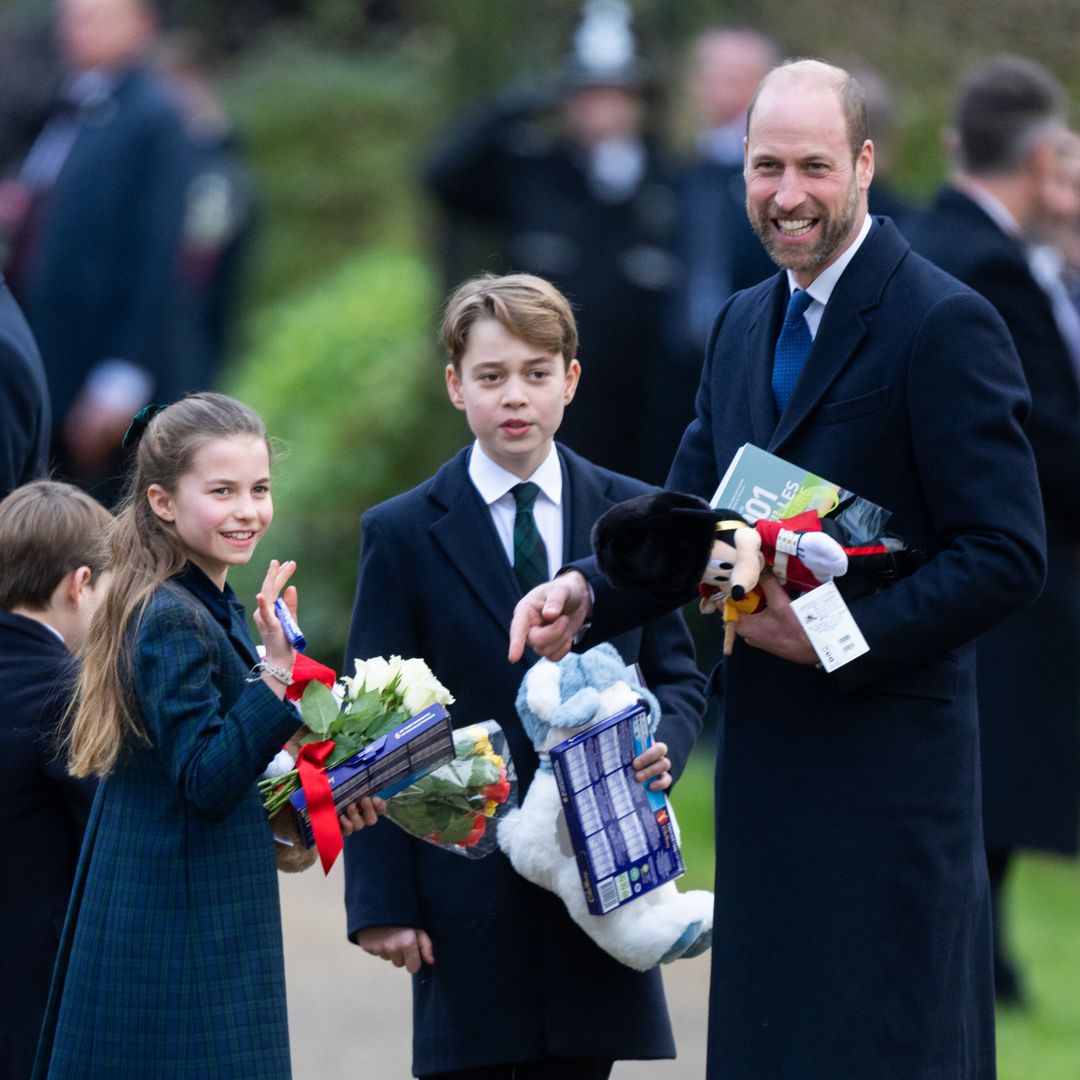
[296,739,342,874]
[285,654,337,701]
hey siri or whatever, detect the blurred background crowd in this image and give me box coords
[1,1,1079,1076]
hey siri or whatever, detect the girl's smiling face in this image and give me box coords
[445,317,580,480]
[147,434,272,588]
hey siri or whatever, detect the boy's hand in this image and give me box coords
[339,796,385,835]
[633,740,672,792]
[353,926,435,973]
[508,571,592,662]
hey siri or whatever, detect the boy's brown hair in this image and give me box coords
[440,273,578,369]
[0,480,112,610]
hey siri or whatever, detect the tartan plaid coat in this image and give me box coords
[34,565,302,1079]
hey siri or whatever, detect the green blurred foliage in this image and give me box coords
[223,247,466,664]
[220,32,445,315]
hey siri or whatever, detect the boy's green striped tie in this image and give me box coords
[511,482,549,594]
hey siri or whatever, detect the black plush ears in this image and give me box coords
[591,490,722,594]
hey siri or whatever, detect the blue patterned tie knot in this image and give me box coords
[772,288,814,412]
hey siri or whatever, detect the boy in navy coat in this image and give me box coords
[0,480,111,1078]
[342,273,706,1079]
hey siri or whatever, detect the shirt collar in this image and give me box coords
[172,561,244,631]
[787,212,873,307]
[468,441,563,506]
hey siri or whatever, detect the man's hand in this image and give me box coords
[732,572,818,665]
[632,740,672,792]
[508,570,593,663]
[353,926,435,973]
[64,395,134,476]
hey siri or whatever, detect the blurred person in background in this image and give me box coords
[0,272,50,498]
[424,0,681,484]
[671,26,779,368]
[2,0,193,503]
[155,31,255,396]
[907,54,1080,1006]
[854,65,919,228]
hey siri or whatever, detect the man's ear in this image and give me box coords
[146,483,175,522]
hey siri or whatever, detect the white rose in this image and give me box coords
[399,657,455,714]
[348,655,394,697]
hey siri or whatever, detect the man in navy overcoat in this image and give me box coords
[512,60,1046,1080]
[7,0,192,498]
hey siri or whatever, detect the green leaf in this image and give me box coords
[300,681,341,735]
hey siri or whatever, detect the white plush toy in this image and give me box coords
[498,642,713,972]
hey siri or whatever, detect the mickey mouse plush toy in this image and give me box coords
[592,492,920,655]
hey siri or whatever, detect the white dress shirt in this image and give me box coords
[468,441,564,581]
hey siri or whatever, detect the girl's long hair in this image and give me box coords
[67,393,268,778]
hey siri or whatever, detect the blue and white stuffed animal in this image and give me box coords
[498,642,713,971]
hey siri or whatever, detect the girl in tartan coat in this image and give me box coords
[33,393,381,1079]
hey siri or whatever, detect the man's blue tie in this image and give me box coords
[772,288,814,412]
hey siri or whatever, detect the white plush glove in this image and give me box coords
[795,531,849,582]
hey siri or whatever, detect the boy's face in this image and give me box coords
[446,318,580,480]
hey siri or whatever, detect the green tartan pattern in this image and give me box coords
[33,574,302,1079]
[511,482,549,593]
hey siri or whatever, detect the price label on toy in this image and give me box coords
[790,581,868,672]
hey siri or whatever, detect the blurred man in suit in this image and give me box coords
[674,28,779,359]
[907,54,1080,1004]
[4,0,191,500]
[0,274,49,497]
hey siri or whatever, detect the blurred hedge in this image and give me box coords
[221,34,442,315]
[224,247,465,664]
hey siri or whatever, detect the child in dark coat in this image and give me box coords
[33,393,382,1079]
[0,480,111,1079]
[342,274,707,1079]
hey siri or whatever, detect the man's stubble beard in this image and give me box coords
[748,173,860,274]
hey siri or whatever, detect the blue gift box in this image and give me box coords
[550,703,686,915]
[289,703,455,848]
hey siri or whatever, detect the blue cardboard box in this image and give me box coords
[289,703,454,848]
[549,703,685,915]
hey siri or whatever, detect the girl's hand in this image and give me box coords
[253,559,298,671]
[340,796,385,835]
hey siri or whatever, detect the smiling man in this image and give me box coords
[510,59,1046,1080]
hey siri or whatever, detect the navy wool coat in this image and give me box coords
[0,275,49,498]
[17,66,192,439]
[583,218,1046,1080]
[0,611,95,1079]
[342,445,706,1076]
[908,187,1080,855]
[33,565,303,1079]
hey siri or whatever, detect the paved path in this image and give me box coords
[282,862,710,1078]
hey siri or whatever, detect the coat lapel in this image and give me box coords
[745,275,788,446]
[428,448,523,634]
[560,444,614,561]
[770,219,905,452]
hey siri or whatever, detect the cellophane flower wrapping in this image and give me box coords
[383,719,517,858]
[259,654,455,822]
[258,656,516,859]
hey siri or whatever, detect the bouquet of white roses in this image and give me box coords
[260,655,515,870]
